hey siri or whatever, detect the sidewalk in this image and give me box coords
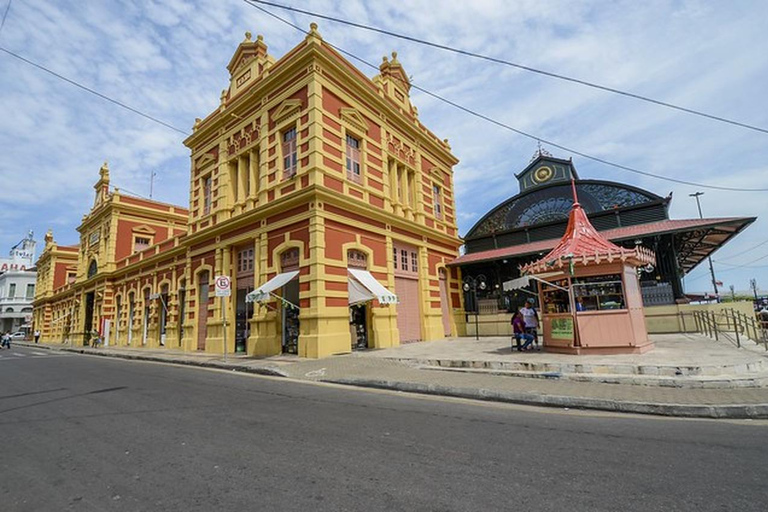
[16,335,768,419]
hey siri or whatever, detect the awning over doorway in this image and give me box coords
[246,271,299,304]
[348,269,398,306]
[503,271,566,292]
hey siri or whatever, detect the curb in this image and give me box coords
[420,365,768,389]
[323,377,768,419]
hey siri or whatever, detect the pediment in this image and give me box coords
[131,224,156,235]
[340,108,368,134]
[272,99,302,126]
[197,151,216,168]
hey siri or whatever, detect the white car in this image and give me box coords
[10,332,26,339]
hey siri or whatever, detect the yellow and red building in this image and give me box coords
[33,25,463,358]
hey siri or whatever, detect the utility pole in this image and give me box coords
[149,170,157,199]
[729,284,735,302]
[690,192,719,299]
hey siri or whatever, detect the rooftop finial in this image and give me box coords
[244,31,252,42]
[570,177,580,206]
[529,140,553,162]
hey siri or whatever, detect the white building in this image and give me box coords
[0,232,37,334]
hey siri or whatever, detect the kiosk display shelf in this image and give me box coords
[572,273,625,311]
[541,278,571,314]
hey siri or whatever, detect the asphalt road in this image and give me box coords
[1,346,766,511]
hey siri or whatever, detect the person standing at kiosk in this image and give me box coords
[521,299,540,349]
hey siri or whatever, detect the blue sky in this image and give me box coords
[0,0,766,295]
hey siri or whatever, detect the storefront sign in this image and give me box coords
[551,317,574,340]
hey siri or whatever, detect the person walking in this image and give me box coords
[520,299,540,349]
[34,329,41,343]
[511,308,535,352]
[1,332,11,349]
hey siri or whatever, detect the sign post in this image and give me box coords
[214,275,231,361]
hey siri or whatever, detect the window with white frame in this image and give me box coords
[282,127,298,179]
[345,134,361,183]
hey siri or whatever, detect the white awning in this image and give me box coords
[348,268,398,306]
[503,271,565,292]
[503,276,532,292]
[246,271,300,303]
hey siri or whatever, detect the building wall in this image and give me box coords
[33,27,462,357]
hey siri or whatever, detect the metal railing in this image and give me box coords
[693,308,768,350]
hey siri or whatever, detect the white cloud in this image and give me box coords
[0,0,766,291]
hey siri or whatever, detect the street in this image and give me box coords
[1,345,766,511]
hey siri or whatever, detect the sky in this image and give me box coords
[0,0,766,295]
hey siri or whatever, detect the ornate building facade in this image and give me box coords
[33,25,463,358]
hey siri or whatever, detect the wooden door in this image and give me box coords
[395,276,421,343]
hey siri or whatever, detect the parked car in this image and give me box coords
[10,332,26,339]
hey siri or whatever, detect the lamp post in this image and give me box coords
[690,192,719,300]
[463,274,487,340]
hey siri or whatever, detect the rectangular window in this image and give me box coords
[346,134,361,183]
[134,236,151,252]
[400,249,408,271]
[203,175,212,216]
[282,127,298,179]
[26,283,35,299]
[8,283,16,298]
[89,230,100,246]
[237,248,254,273]
[411,251,418,273]
[433,185,443,219]
[67,272,76,284]
[393,247,398,269]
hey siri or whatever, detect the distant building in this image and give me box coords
[0,232,37,333]
[33,26,462,356]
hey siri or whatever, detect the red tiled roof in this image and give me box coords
[449,217,752,266]
[520,198,654,273]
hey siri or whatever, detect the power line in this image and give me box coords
[714,250,768,269]
[0,0,12,39]
[0,45,189,136]
[247,0,768,137]
[714,237,768,262]
[245,2,768,193]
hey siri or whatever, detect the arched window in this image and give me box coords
[5,307,13,313]
[87,260,98,278]
[280,248,300,271]
[347,249,368,269]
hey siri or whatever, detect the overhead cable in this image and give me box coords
[245,2,768,192]
[0,46,189,136]
[247,0,768,136]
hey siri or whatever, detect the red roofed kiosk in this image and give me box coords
[520,180,656,354]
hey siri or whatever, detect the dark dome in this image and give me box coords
[466,180,662,238]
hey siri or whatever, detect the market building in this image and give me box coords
[33,25,463,358]
[0,232,37,334]
[451,151,756,318]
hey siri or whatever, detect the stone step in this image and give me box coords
[387,356,767,378]
[420,366,768,389]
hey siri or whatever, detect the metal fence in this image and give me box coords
[693,308,768,350]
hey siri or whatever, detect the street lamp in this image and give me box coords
[463,274,487,340]
[689,191,720,300]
